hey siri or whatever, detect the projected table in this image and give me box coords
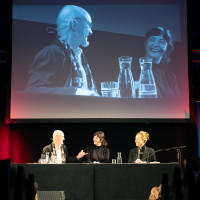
[13,163,177,200]
[10,92,184,121]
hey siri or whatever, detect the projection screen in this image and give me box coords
[9,0,190,122]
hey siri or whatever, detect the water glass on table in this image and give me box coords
[112,159,117,164]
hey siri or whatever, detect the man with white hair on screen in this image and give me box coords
[38,130,87,163]
[26,5,98,96]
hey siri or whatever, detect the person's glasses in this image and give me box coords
[85,22,93,29]
[74,18,93,29]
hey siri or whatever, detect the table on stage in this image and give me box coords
[13,163,177,200]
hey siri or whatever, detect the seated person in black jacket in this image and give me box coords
[38,130,87,163]
[85,131,110,163]
[128,130,156,163]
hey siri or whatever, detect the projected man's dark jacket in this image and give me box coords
[25,39,97,95]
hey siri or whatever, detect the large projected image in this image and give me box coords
[10,0,189,120]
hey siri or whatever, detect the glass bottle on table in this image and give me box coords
[117,152,122,164]
[61,151,66,163]
[51,151,56,163]
[118,56,135,98]
[45,152,49,164]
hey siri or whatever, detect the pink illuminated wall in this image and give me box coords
[0,124,30,163]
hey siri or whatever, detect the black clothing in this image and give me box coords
[153,63,180,98]
[128,146,156,163]
[38,143,78,163]
[25,39,97,94]
[85,145,110,163]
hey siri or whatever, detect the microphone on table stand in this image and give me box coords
[144,146,186,166]
[138,148,141,159]
[137,148,144,160]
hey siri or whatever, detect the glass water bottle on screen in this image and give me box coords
[138,57,157,98]
[117,56,136,98]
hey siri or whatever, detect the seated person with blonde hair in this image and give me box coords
[149,185,162,200]
[128,130,156,163]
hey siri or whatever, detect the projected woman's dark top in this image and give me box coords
[152,63,180,98]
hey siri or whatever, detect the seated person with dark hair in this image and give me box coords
[85,131,110,163]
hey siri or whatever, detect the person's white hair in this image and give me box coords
[56,5,90,41]
[53,130,64,139]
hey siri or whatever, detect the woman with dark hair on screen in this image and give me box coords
[145,27,173,65]
[138,26,180,98]
[128,131,156,163]
[85,131,110,163]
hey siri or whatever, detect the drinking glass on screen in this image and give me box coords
[101,81,118,97]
